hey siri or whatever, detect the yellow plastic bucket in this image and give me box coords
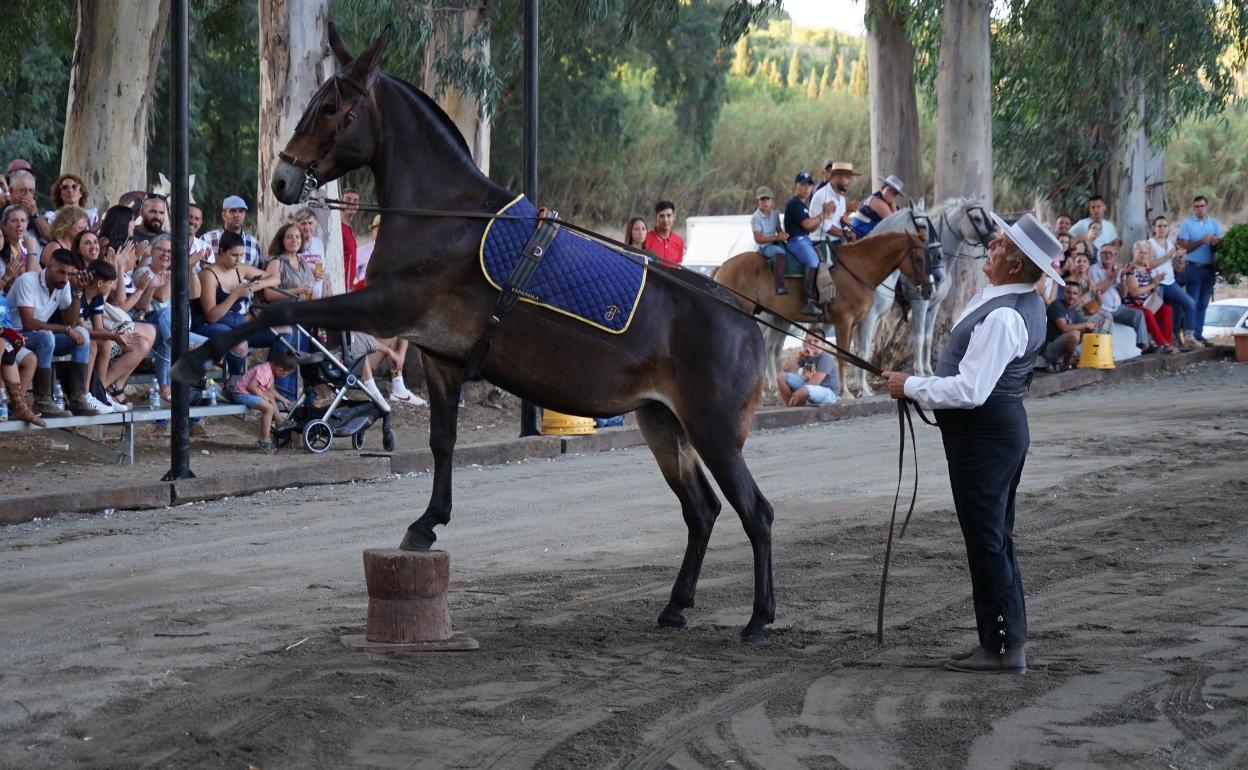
[540,409,596,435]
[1078,332,1115,370]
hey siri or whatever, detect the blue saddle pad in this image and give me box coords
[480,196,646,334]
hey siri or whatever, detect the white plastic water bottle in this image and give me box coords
[206,378,218,406]
[52,380,65,412]
[149,386,161,410]
[0,386,9,421]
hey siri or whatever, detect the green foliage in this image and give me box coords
[0,2,74,188]
[992,0,1248,212]
[1217,223,1248,282]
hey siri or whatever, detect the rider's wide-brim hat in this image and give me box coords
[990,211,1066,286]
[879,174,904,192]
[828,161,860,176]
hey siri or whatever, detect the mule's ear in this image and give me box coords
[355,24,392,74]
[328,22,353,67]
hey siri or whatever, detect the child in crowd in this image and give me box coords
[232,351,296,454]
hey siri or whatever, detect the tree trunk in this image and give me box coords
[1145,145,1166,222]
[61,0,169,206]
[866,0,924,202]
[421,3,491,173]
[257,0,330,244]
[1109,80,1148,250]
[932,0,992,340]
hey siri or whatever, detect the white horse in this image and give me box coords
[850,198,994,394]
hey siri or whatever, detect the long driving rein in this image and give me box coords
[288,68,928,643]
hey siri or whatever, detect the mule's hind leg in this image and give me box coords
[399,354,464,551]
[635,403,722,629]
[684,426,775,646]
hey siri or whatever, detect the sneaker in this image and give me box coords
[1196,337,1213,349]
[71,393,111,416]
[150,424,169,439]
[482,389,504,410]
[256,439,277,455]
[104,391,130,412]
[390,387,427,406]
[190,421,210,438]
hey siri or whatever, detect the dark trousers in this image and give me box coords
[935,395,1029,652]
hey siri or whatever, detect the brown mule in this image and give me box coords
[172,24,778,645]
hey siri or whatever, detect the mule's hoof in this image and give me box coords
[657,608,688,629]
[740,627,770,647]
[399,529,435,551]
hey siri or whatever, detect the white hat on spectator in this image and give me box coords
[221,194,248,211]
[989,211,1065,286]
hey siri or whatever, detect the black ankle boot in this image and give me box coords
[800,267,820,315]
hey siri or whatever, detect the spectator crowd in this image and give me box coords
[0,157,426,452]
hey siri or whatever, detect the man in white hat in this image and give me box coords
[848,174,903,239]
[809,161,859,265]
[883,212,1064,675]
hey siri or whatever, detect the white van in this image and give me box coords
[683,215,760,276]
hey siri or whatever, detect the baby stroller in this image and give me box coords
[270,325,396,454]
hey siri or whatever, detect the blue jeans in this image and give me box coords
[22,326,92,368]
[786,236,820,268]
[1160,281,1197,336]
[232,392,267,409]
[784,372,838,404]
[195,310,248,376]
[758,243,787,261]
[1182,263,1216,338]
[145,306,208,386]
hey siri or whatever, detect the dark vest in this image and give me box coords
[935,289,1046,398]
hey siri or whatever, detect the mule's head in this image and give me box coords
[272,24,391,204]
[952,199,995,251]
[900,231,937,300]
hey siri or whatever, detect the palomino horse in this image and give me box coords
[850,199,994,395]
[171,26,779,645]
[712,231,934,400]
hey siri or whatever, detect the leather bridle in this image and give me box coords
[277,68,381,203]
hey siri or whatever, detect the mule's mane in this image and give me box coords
[838,229,918,257]
[872,197,974,236]
[384,73,476,165]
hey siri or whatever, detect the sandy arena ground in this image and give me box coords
[1,360,1245,769]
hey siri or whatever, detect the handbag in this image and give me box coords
[101,303,135,334]
[1143,291,1163,313]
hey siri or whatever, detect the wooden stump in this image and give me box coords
[341,549,478,652]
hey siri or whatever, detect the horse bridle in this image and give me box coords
[278,68,381,203]
[938,204,994,258]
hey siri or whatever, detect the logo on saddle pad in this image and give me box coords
[480,195,647,334]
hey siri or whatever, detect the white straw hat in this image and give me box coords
[989,211,1066,286]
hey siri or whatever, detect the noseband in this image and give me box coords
[278,68,381,202]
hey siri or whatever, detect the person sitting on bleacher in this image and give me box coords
[133,234,208,403]
[79,259,140,413]
[194,230,280,383]
[8,248,106,416]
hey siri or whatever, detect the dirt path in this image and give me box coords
[1,361,1245,768]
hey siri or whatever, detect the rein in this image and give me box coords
[309,193,934,644]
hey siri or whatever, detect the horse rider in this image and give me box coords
[750,186,790,295]
[848,174,904,239]
[783,171,836,315]
[809,160,860,270]
[882,212,1065,675]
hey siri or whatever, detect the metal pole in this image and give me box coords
[164,0,194,480]
[519,0,541,437]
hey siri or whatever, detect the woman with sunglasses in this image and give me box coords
[45,173,98,230]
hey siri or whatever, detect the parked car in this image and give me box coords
[1202,298,1248,339]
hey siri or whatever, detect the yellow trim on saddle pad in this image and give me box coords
[477,194,647,335]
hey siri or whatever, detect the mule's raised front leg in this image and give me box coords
[635,403,723,629]
[399,353,464,551]
[170,287,390,384]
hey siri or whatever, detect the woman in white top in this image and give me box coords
[1146,215,1198,347]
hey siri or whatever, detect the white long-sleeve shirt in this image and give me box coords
[902,283,1034,410]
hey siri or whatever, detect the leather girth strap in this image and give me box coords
[463,208,562,379]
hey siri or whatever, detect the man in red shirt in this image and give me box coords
[341,187,360,291]
[643,200,685,265]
